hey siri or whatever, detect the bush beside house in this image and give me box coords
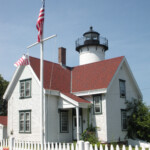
[127,99,150,142]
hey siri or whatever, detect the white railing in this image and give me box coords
[0,139,150,150]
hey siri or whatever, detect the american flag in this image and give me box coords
[14,55,30,67]
[36,7,45,42]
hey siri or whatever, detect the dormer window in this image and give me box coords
[20,79,31,98]
[119,79,126,98]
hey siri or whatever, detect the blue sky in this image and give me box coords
[0,0,150,105]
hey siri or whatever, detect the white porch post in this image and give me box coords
[76,106,80,141]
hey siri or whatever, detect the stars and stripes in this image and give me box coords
[14,55,30,67]
[36,7,45,42]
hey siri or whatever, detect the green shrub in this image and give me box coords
[126,99,150,142]
[81,124,99,144]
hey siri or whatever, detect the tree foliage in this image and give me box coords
[0,74,9,116]
[126,99,150,142]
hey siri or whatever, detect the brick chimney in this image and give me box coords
[58,47,66,66]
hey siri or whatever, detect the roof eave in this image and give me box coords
[44,89,60,96]
[72,88,107,96]
[3,66,23,100]
[123,58,143,99]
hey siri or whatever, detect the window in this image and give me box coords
[20,79,31,98]
[93,95,102,114]
[60,110,68,133]
[119,80,126,98]
[19,110,31,133]
[121,110,127,130]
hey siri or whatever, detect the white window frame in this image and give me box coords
[60,110,69,133]
[119,79,126,98]
[19,110,31,133]
[19,112,25,132]
[20,79,31,98]
[93,95,102,114]
[121,110,127,130]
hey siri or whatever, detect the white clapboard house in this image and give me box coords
[3,27,142,143]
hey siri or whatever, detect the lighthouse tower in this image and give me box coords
[76,27,108,65]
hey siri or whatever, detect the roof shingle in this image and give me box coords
[30,57,71,93]
[72,56,124,92]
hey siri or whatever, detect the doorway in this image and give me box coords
[73,116,82,140]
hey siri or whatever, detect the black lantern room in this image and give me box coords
[75,26,108,52]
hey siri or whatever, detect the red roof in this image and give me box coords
[72,56,124,92]
[0,116,7,126]
[29,56,124,101]
[30,57,71,93]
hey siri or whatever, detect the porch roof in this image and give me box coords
[62,92,91,104]
[59,92,91,108]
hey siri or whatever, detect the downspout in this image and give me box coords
[76,106,80,141]
[70,69,72,93]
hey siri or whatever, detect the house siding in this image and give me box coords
[7,66,41,141]
[46,95,73,142]
[82,108,88,132]
[58,109,72,142]
[82,95,107,142]
[3,126,7,139]
[106,62,140,142]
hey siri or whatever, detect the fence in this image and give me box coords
[0,138,150,150]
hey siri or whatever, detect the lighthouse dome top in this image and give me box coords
[76,27,108,52]
[83,26,99,37]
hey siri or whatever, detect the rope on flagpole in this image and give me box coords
[48,36,57,90]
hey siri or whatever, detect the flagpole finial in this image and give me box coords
[42,0,45,8]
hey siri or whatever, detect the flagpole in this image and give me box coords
[27,0,56,144]
[41,0,45,145]
[40,40,44,145]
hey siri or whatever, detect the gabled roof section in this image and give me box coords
[72,56,124,92]
[0,116,7,126]
[30,56,124,93]
[29,56,71,92]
